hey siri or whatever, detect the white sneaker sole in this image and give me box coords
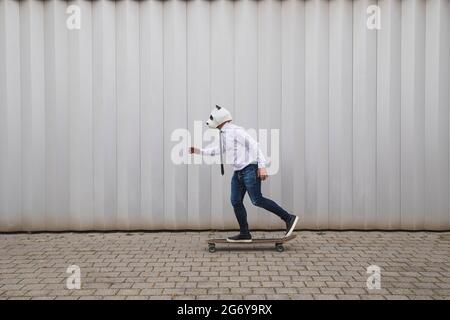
[285,216,299,237]
[226,238,253,243]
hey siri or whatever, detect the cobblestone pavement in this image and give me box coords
[0,231,449,300]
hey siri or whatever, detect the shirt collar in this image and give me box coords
[220,121,232,131]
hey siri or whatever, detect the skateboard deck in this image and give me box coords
[207,234,297,253]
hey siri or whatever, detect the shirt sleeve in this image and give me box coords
[239,129,267,169]
[200,146,221,156]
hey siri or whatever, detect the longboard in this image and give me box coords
[207,234,297,253]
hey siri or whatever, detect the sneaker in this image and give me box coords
[285,215,299,237]
[226,233,252,243]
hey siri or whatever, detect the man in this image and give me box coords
[189,105,298,242]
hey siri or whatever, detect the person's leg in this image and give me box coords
[242,164,291,222]
[230,170,250,235]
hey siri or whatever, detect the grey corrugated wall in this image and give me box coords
[0,0,449,231]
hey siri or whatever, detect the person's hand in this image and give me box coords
[257,168,268,181]
[189,147,200,154]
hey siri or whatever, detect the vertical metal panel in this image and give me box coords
[163,0,187,229]
[187,0,211,228]
[258,0,282,229]
[210,0,234,229]
[0,0,21,231]
[376,0,401,229]
[425,0,449,230]
[1,0,450,231]
[329,0,353,228]
[448,0,450,230]
[352,0,377,228]
[209,0,231,230]
[305,0,329,228]
[140,0,165,229]
[116,0,141,229]
[281,0,305,224]
[234,0,258,227]
[401,0,426,229]
[68,0,94,229]
[44,0,70,230]
[92,0,117,229]
[20,0,46,230]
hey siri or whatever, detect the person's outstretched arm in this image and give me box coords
[188,146,220,156]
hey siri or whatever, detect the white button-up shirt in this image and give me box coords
[200,122,267,171]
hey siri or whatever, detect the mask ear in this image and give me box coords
[215,105,221,110]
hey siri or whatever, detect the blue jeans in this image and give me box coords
[230,163,291,235]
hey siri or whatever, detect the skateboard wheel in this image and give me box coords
[208,244,216,253]
[275,244,284,252]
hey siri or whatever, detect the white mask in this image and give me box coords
[206,105,232,129]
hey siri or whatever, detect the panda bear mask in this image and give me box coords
[206,105,233,129]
